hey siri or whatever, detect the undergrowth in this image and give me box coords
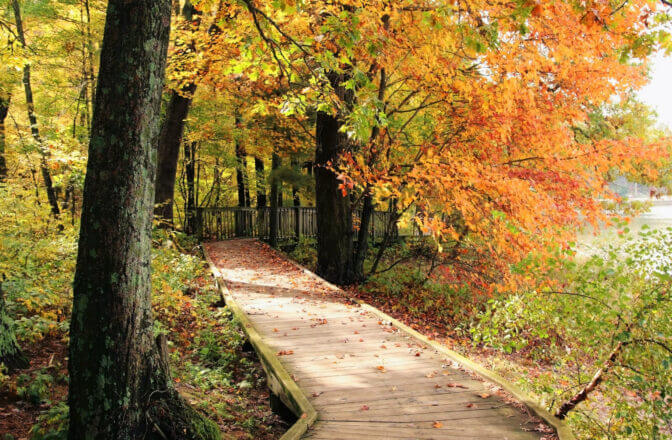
[0,182,284,440]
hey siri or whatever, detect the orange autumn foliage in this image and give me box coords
[199,0,672,292]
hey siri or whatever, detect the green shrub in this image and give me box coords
[29,401,68,440]
[288,236,317,269]
[470,226,672,439]
[17,370,54,405]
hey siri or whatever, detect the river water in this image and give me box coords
[629,200,672,230]
[576,200,672,273]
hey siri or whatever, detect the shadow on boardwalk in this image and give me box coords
[204,239,555,440]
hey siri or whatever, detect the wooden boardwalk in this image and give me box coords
[204,240,553,440]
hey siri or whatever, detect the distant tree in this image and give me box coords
[154,0,199,226]
[0,93,8,180]
[12,0,60,216]
[67,0,220,437]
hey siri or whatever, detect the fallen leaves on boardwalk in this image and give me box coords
[204,239,555,439]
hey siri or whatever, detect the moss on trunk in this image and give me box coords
[67,0,221,437]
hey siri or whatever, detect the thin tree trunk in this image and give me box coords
[291,157,300,207]
[84,0,94,131]
[269,152,280,247]
[315,71,355,285]
[234,115,250,208]
[354,188,373,281]
[235,146,250,207]
[12,0,60,216]
[255,156,266,208]
[184,142,196,235]
[154,0,199,226]
[77,0,90,135]
[369,209,402,276]
[555,340,627,420]
[154,86,196,225]
[68,0,219,436]
[0,94,9,180]
[353,57,387,281]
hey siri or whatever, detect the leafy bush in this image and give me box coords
[470,294,555,354]
[0,185,76,343]
[17,370,54,405]
[288,236,317,269]
[29,402,68,440]
[195,329,238,368]
[470,226,672,439]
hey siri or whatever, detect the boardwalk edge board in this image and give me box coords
[274,242,576,440]
[202,246,318,440]
[354,301,576,440]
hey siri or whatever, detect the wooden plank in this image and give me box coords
[303,379,488,402]
[313,392,506,412]
[303,421,541,439]
[203,246,318,440]
[204,240,566,440]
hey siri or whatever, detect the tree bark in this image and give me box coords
[269,152,280,247]
[184,142,197,235]
[68,0,219,437]
[291,157,300,207]
[255,156,266,208]
[555,339,627,420]
[0,281,29,371]
[154,85,196,225]
[235,140,250,207]
[315,72,355,285]
[154,0,199,226]
[0,94,9,180]
[12,0,60,216]
[353,189,373,281]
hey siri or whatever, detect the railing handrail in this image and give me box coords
[191,205,413,241]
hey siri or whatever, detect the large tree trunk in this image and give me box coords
[68,0,219,437]
[153,0,199,226]
[0,94,8,180]
[255,156,266,208]
[12,0,60,216]
[315,72,355,285]
[0,282,29,371]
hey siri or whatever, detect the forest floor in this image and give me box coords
[0,336,68,439]
[0,272,287,440]
[0,197,288,440]
[0,295,288,440]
